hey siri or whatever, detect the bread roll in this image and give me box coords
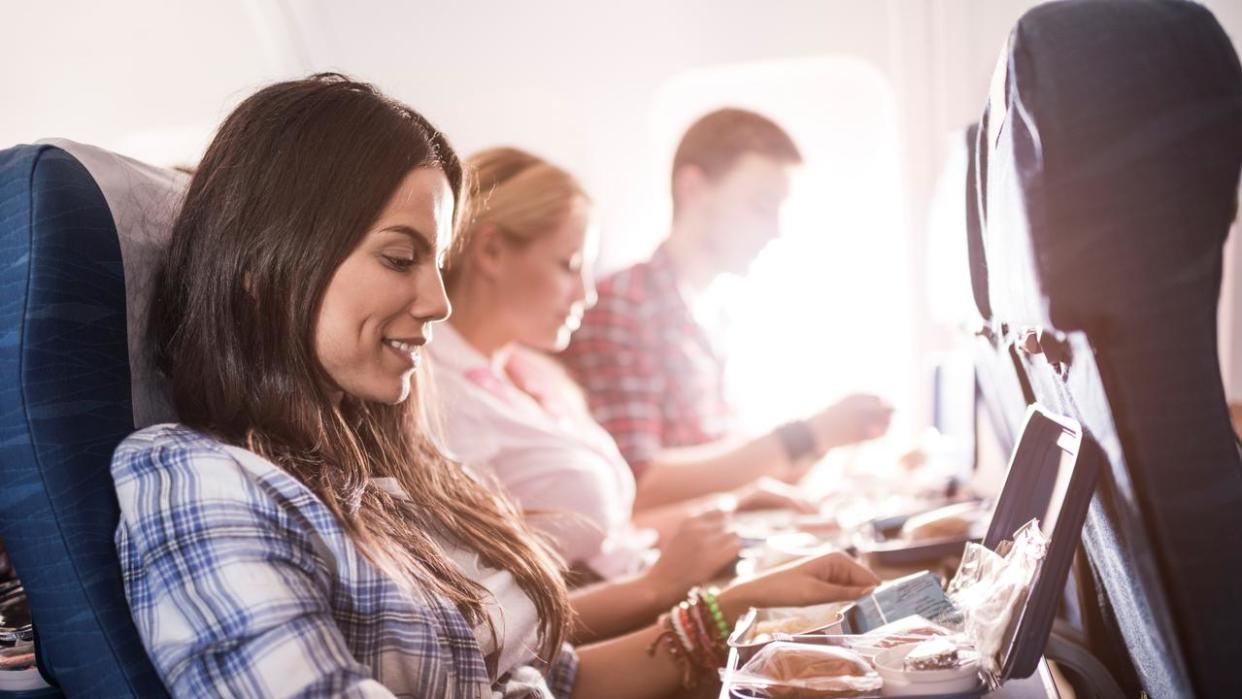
[901,502,982,541]
[744,643,877,698]
[752,604,843,640]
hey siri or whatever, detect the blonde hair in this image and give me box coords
[445,147,590,286]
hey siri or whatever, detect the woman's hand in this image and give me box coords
[717,550,881,622]
[647,509,742,593]
[732,477,818,514]
[569,549,879,699]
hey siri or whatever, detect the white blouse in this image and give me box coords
[369,477,540,687]
[427,322,655,579]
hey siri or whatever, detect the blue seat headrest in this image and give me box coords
[0,140,185,696]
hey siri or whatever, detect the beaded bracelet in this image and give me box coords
[680,601,721,667]
[651,586,743,689]
[668,605,695,658]
[688,586,729,643]
[683,599,713,647]
[699,586,733,641]
[684,610,717,688]
[646,613,698,689]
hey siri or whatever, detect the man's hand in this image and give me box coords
[807,394,893,452]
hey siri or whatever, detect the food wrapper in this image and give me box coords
[945,518,1048,681]
[729,602,850,666]
[843,614,958,657]
[0,642,35,671]
[899,501,987,542]
[748,602,849,642]
[729,642,883,698]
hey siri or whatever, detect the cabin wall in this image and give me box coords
[4,0,1240,408]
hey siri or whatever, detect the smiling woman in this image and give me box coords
[129,73,576,696]
[314,170,453,405]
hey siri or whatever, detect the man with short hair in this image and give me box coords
[562,108,892,510]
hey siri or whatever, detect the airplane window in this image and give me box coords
[648,57,911,438]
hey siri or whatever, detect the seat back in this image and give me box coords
[0,141,184,696]
[973,1,1242,696]
[964,123,1033,460]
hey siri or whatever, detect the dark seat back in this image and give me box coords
[972,1,1242,696]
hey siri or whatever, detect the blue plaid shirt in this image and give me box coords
[113,424,577,698]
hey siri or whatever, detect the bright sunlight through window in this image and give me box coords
[649,57,913,440]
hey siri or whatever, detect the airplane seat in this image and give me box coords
[963,122,1031,460]
[0,140,184,697]
[965,114,1135,699]
[974,0,1242,696]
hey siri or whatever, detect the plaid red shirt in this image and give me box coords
[561,245,734,477]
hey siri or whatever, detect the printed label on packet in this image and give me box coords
[844,571,961,634]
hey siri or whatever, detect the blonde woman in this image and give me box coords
[431,147,819,642]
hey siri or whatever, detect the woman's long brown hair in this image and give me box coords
[152,73,570,662]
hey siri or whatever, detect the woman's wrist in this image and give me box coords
[642,562,691,611]
[646,586,737,691]
[714,582,756,628]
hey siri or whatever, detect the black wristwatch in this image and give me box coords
[775,419,819,462]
